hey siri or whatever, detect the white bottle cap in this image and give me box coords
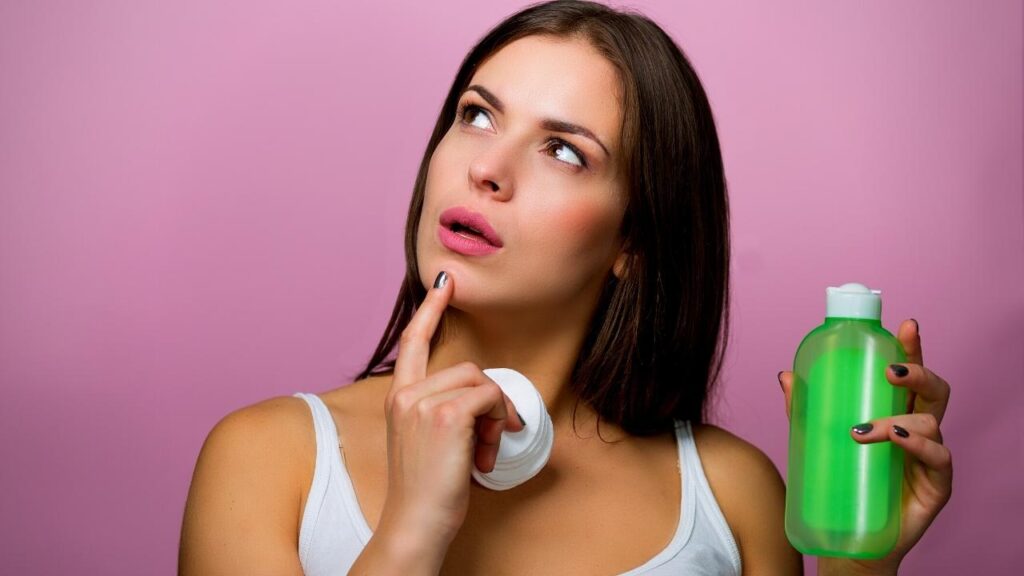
[826,282,882,320]
[471,368,553,491]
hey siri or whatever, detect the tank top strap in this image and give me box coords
[292,392,374,546]
[676,420,699,475]
[676,420,743,572]
[293,392,341,460]
[674,420,698,542]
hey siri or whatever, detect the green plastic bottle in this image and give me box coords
[785,282,908,558]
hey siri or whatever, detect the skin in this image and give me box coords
[178,35,952,576]
[414,35,631,428]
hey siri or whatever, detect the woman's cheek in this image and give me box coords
[539,199,622,261]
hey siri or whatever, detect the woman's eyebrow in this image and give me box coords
[463,84,611,159]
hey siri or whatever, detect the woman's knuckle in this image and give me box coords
[937,446,953,471]
[919,412,939,431]
[417,397,436,419]
[484,381,503,401]
[392,388,417,413]
[458,361,480,375]
[435,403,461,426]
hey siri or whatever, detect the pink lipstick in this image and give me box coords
[439,206,503,256]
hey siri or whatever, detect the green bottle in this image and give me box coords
[785,283,908,558]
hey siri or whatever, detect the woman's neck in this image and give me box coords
[424,305,603,433]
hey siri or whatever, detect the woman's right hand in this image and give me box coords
[376,270,525,551]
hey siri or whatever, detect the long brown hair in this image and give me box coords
[354,0,731,437]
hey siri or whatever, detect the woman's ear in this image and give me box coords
[612,251,632,280]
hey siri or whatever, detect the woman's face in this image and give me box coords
[417,35,627,316]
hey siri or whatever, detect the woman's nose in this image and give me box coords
[467,144,514,201]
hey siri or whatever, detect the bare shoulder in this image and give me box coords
[691,423,782,488]
[179,395,317,575]
[691,423,803,575]
[690,423,784,538]
[202,395,317,474]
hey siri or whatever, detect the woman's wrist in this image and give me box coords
[377,528,448,573]
[374,505,457,569]
[351,516,452,576]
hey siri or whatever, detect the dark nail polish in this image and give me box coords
[852,423,874,435]
[893,425,910,438]
[517,411,527,428]
[911,318,920,335]
[890,364,909,378]
[433,271,448,289]
[777,371,784,388]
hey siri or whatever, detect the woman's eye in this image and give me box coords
[460,104,493,130]
[548,140,586,168]
[458,103,586,170]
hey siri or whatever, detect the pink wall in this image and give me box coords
[1,1,1020,574]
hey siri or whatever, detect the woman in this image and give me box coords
[179,1,952,574]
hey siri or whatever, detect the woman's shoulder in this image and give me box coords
[225,393,313,432]
[200,373,390,462]
[204,374,391,452]
[203,395,317,456]
[690,422,781,480]
[180,395,321,574]
[690,422,801,571]
[191,394,319,499]
[690,422,785,523]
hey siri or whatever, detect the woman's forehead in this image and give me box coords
[465,35,622,154]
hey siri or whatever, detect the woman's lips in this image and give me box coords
[438,206,503,256]
[439,207,503,247]
[438,224,501,256]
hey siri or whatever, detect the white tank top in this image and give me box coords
[293,392,742,575]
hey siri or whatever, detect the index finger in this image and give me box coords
[392,270,453,389]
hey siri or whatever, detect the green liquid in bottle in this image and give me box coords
[785,285,907,558]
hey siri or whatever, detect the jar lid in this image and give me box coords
[471,368,554,491]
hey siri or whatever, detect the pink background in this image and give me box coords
[2,1,1021,574]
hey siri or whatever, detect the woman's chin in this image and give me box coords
[443,282,520,318]
[418,260,555,318]
[421,260,489,295]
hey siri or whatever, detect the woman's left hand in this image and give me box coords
[778,319,953,575]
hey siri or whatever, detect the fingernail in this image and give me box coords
[777,371,784,389]
[890,364,909,378]
[912,318,920,335]
[433,271,448,289]
[517,411,526,428]
[852,423,874,435]
[893,425,910,438]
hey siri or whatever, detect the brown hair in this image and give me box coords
[354,0,730,437]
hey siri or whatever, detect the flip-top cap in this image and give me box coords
[826,282,882,320]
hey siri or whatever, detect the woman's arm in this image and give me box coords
[179,394,454,576]
[693,424,804,576]
[180,273,524,576]
[347,272,525,574]
[178,397,313,576]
